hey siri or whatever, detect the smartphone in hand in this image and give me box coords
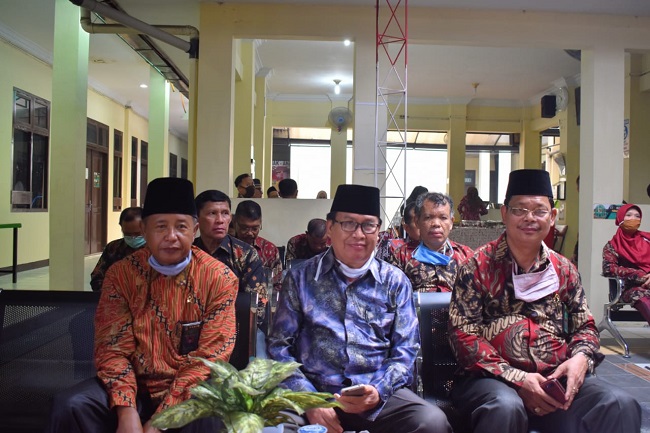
[340,384,366,397]
[540,378,566,404]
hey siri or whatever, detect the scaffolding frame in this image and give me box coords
[375,0,408,229]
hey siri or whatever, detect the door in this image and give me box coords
[85,148,108,255]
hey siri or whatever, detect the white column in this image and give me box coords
[579,47,626,322]
[498,152,511,203]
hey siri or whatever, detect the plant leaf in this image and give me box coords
[283,391,342,410]
[224,411,265,433]
[197,358,239,382]
[239,358,301,392]
[151,399,214,429]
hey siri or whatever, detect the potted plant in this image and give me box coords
[151,358,340,433]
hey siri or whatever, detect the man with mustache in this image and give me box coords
[400,192,473,292]
[448,169,641,433]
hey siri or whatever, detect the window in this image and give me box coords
[131,137,138,207]
[140,141,148,206]
[113,130,123,211]
[169,153,178,177]
[12,88,50,211]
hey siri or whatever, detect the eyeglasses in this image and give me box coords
[507,206,551,218]
[333,219,380,234]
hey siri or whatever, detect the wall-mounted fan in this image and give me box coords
[328,107,353,132]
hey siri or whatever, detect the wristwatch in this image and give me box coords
[578,352,595,375]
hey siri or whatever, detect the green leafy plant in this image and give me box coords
[151,358,340,433]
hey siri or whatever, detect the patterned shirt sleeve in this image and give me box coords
[90,239,136,292]
[602,240,645,282]
[285,235,299,263]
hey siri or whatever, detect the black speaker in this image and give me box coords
[541,95,556,118]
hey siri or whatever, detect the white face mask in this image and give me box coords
[512,258,559,302]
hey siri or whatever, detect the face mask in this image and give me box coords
[124,235,145,249]
[243,185,256,198]
[413,242,452,266]
[148,250,192,276]
[336,250,376,279]
[620,219,641,234]
[512,261,559,302]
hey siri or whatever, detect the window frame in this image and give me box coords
[11,87,50,212]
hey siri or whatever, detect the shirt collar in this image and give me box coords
[314,248,383,284]
[497,233,550,274]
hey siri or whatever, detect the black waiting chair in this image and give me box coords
[598,276,644,358]
[414,292,470,433]
[229,291,260,370]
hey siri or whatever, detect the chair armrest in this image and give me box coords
[602,276,625,306]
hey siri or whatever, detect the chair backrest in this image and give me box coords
[415,292,455,399]
[552,224,568,253]
[0,289,99,433]
[277,245,286,269]
[229,291,258,370]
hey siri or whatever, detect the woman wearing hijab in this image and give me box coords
[602,203,650,324]
[457,186,488,221]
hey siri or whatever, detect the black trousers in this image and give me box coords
[46,377,224,433]
[451,375,642,433]
[283,388,451,433]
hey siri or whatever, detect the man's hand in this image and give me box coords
[335,385,380,414]
[517,373,564,417]
[305,408,343,433]
[547,353,589,409]
[116,406,143,433]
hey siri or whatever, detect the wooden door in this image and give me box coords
[85,148,108,254]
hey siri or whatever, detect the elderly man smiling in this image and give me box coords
[268,184,450,433]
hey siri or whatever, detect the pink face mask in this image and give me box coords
[512,258,559,302]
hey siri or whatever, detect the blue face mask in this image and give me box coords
[148,250,192,276]
[124,235,146,249]
[413,242,452,266]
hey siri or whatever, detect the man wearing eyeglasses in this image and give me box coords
[234,200,282,292]
[268,184,451,433]
[448,169,640,433]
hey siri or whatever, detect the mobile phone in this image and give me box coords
[340,384,366,396]
[178,321,202,355]
[540,378,566,404]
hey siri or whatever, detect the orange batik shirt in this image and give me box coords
[95,245,238,413]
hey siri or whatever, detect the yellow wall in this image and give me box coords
[0,39,186,268]
[0,39,53,268]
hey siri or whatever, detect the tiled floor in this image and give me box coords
[2,259,650,431]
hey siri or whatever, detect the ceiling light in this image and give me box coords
[139,84,148,89]
[333,79,341,95]
[344,39,351,46]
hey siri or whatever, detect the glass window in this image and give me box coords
[11,88,49,211]
[113,130,123,211]
[131,137,138,206]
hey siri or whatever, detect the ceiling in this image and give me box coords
[2,0,649,140]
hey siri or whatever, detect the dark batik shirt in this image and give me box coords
[401,241,473,292]
[90,238,142,291]
[386,239,418,270]
[268,249,418,421]
[194,234,267,303]
[449,234,601,387]
[285,233,330,262]
[253,236,283,293]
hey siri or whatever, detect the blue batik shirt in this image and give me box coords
[267,248,419,420]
